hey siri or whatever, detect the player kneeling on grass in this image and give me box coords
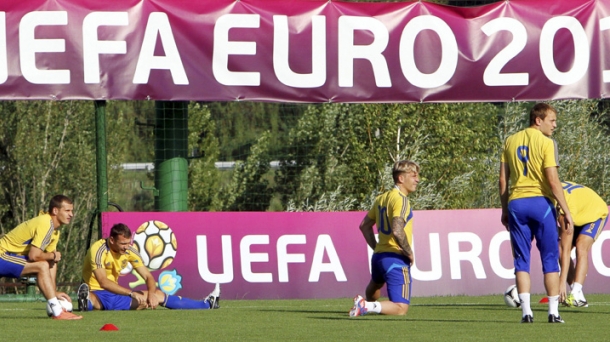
[350,160,419,317]
[0,195,82,320]
[557,181,608,308]
[78,223,220,311]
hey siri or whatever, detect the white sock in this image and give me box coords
[364,301,382,314]
[48,297,63,317]
[548,295,559,316]
[518,293,532,317]
[572,282,583,294]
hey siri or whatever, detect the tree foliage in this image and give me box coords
[0,100,154,288]
[276,102,501,211]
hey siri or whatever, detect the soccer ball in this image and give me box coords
[133,220,177,271]
[503,285,521,308]
[46,298,73,316]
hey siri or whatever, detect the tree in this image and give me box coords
[187,103,222,211]
[277,102,501,211]
[0,101,97,286]
[0,100,155,288]
[216,131,275,211]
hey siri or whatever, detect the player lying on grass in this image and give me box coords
[0,195,82,320]
[557,181,608,308]
[350,160,419,317]
[78,223,220,311]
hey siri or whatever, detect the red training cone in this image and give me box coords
[100,323,119,331]
[539,297,549,304]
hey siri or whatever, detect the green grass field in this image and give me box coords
[1,295,609,341]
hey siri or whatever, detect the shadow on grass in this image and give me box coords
[257,308,348,315]
[310,316,520,324]
[253,303,610,321]
[255,308,519,324]
[0,316,49,320]
[415,303,501,308]
[555,308,610,316]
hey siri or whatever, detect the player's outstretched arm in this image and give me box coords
[134,266,160,309]
[545,167,574,233]
[557,214,573,302]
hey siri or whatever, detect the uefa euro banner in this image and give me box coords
[102,209,610,299]
[1,0,610,102]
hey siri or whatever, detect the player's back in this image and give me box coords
[502,127,558,201]
[562,181,609,226]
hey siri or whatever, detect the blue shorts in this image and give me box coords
[508,196,559,274]
[371,252,412,304]
[0,253,27,278]
[572,215,608,245]
[92,290,133,310]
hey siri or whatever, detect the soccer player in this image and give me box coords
[499,103,573,324]
[349,160,419,317]
[78,223,220,311]
[0,195,82,320]
[557,181,608,307]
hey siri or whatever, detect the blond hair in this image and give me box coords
[392,160,420,183]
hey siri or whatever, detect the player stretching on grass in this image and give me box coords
[0,195,82,320]
[77,223,220,311]
[557,181,608,308]
[350,160,419,317]
[499,103,573,324]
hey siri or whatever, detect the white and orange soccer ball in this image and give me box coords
[133,220,178,271]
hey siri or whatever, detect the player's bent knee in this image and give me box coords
[395,303,409,316]
[89,293,103,310]
[23,260,50,275]
[155,289,167,300]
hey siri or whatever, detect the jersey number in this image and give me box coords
[516,146,529,176]
[562,181,584,194]
[378,206,391,235]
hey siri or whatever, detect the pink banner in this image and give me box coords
[1,0,610,101]
[102,209,610,299]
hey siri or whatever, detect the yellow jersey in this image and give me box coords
[367,187,414,255]
[82,238,144,291]
[501,127,558,201]
[0,213,59,256]
[561,181,609,226]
